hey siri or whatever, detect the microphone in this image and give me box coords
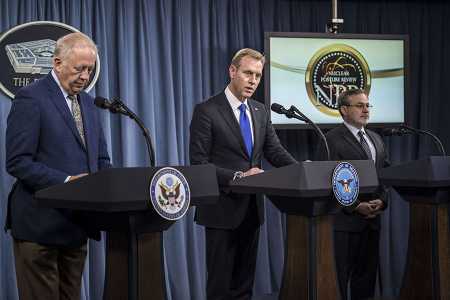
[94,97,129,116]
[271,102,330,160]
[381,127,412,136]
[287,105,309,122]
[271,103,296,119]
[382,125,446,156]
[94,96,110,109]
[94,96,156,166]
[271,102,308,121]
[271,103,289,115]
[289,104,330,160]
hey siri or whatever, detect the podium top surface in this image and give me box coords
[229,160,379,198]
[34,164,219,212]
[379,156,450,187]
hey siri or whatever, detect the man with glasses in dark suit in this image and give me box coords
[316,88,389,300]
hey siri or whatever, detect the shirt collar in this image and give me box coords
[225,86,248,111]
[51,69,70,100]
[343,120,366,138]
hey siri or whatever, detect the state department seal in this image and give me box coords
[332,162,359,206]
[149,167,191,220]
[305,44,371,116]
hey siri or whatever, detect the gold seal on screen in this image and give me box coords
[305,44,371,117]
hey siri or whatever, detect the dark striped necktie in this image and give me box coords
[358,130,373,160]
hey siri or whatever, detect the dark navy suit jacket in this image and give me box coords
[189,92,297,229]
[5,73,111,246]
[316,124,389,232]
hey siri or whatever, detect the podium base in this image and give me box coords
[280,215,340,300]
[104,231,166,300]
[400,202,450,300]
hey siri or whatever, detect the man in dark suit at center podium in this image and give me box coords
[190,48,297,300]
[317,88,389,300]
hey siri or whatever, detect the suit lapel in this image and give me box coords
[46,75,87,151]
[366,130,382,166]
[217,93,250,159]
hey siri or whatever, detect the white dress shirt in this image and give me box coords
[51,69,74,113]
[51,70,79,182]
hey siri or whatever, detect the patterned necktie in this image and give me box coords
[239,103,253,157]
[358,130,373,160]
[68,95,86,147]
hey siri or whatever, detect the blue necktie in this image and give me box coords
[239,103,253,157]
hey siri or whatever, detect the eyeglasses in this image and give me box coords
[344,103,373,109]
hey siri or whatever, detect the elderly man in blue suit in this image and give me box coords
[5,32,111,300]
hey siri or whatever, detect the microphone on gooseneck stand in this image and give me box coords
[270,103,298,119]
[381,127,412,136]
[94,97,130,116]
[271,102,330,160]
[382,125,446,156]
[94,96,156,166]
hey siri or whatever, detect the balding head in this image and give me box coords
[54,32,97,60]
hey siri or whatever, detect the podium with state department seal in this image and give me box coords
[35,164,219,300]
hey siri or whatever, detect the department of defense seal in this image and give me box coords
[0,21,100,99]
[149,167,191,220]
[332,162,359,206]
[305,44,371,116]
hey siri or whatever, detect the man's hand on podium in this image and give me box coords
[68,173,88,182]
[243,167,264,177]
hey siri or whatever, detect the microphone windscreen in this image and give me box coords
[381,128,395,136]
[381,127,411,136]
[94,97,110,109]
[271,103,286,114]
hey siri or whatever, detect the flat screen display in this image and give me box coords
[265,32,409,128]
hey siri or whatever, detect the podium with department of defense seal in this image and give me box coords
[229,160,380,300]
[34,164,219,300]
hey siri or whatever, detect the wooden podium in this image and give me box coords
[230,160,380,300]
[379,156,450,300]
[35,164,219,300]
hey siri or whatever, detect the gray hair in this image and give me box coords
[54,32,97,59]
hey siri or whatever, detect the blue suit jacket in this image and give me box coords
[5,73,111,246]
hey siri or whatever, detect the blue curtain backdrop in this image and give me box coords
[1,0,449,299]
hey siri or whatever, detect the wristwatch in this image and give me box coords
[233,171,244,181]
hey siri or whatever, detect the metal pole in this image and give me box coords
[327,0,344,33]
[332,0,338,19]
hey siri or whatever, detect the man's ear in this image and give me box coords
[339,106,347,118]
[53,56,62,72]
[229,64,237,80]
